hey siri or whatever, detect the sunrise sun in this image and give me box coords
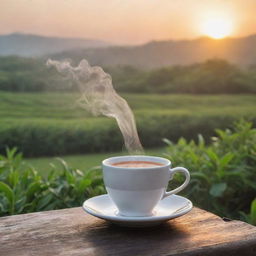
[201,15,233,39]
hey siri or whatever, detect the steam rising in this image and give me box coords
[47,59,143,153]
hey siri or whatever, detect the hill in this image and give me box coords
[0,33,109,56]
[1,33,256,68]
[51,35,256,68]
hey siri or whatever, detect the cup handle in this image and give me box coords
[162,167,190,199]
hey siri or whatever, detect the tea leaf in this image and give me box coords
[78,179,92,193]
[198,134,205,148]
[219,153,234,169]
[207,149,219,163]
[26,182,42,199]
[162,138,172,146]
[250,199,256,225]
[37,194,53,211]
[0,182,14,214]
[8,170,19,188]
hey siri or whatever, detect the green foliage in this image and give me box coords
[0,92,255,157]
[0,56,71,92]
[164,120,256,222]
[1,57,256,94]
[0,121,256,226]
[249,199,256,225]
[0,148,104,216]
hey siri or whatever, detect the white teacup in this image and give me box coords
[102,155,190,217]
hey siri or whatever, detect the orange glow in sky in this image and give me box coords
[0,0,256,44]
[202,19,233,39]
[200,11,234,39]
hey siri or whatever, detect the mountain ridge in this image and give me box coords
[0,33,110,56]
[50,34,256,68]
[0,33,255,68]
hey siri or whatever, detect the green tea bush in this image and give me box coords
[164,120,256,223]
[1,113,255,157]
[0,121,256,226]
[0,119,123,157]
[0,148,104,216]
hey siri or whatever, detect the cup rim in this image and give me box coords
[102,155,171,169]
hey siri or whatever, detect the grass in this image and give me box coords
[25,148,166,175]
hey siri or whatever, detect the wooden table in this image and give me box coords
[1,207,256,256]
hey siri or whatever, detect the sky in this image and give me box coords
[1,0,256,44]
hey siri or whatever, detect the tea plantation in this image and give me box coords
[0,92,255,156]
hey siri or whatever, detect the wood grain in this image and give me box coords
[0,207,256,256]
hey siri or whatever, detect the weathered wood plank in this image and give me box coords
[0,207,256,256]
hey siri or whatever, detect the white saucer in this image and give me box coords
[82,194,193,227]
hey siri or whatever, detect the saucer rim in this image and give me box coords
[82,194,193,223]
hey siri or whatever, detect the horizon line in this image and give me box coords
[0,31,255,46]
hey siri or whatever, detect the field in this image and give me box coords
[0,92,255,157]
